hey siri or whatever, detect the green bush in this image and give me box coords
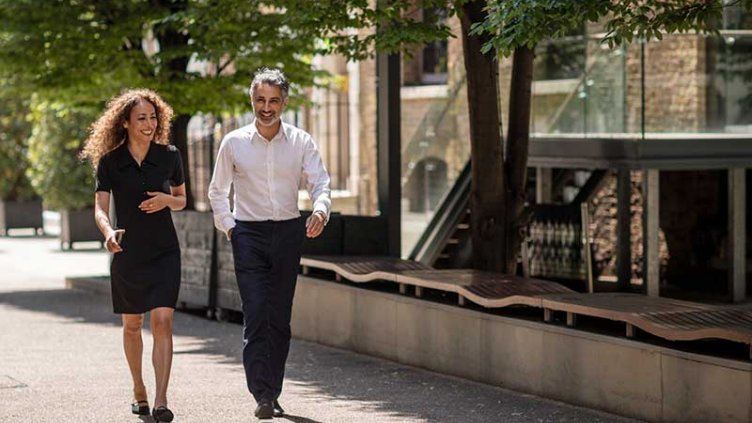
[26,100,97,211]
[0,81,37,202]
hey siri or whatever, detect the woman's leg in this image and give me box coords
[150,307,174,408]
[122,314,147,401]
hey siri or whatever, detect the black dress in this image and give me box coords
[95,142,184,314]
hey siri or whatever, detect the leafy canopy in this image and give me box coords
[472,0,752,55]
[0,0,451,115]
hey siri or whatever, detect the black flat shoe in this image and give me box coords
[131,400,150,416]
[254,399,274,420]
[273,399,285,417]
[152,405,174,422]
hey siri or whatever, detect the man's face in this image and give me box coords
[252,83,287,128]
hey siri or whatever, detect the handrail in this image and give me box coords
[409,160,471,264]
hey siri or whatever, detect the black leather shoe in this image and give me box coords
[273,400,285,417]
[131,400,149,416]
[254,399,274,420]
[152,405,174,422]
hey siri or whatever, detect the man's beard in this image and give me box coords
[255,112,279,127]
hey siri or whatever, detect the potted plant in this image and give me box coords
[26,100,101,249]
[0,80,43,235]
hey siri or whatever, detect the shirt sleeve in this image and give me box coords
[207,136,236,237]
[94,158,111,193]
[301,135,331,222]
[169,147,185,186]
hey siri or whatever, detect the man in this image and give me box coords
[208,68,331,419]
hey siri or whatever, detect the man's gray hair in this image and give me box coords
[249,67,289,99]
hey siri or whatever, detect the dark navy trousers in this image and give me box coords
[230,217,305,402]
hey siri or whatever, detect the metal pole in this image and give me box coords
[643,169,660,297]
[728,168,746,302]
[616,169,632,291]
[376,51,401,257]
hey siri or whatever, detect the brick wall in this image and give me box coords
[625,35,708,132]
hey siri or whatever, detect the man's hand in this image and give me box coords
[306,212,326,238]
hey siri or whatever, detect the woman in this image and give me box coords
[81,89,185,422]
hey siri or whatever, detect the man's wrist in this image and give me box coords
[313,210,327,222]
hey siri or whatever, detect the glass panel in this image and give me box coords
[642,30,752,135]
[401,27,470,255]
[532,36,627,135]
[531,36,586,134]
[708,33,752,132]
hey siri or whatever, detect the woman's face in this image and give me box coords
[124,99,157,143]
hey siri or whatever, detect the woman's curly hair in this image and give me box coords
[81,88,174,168]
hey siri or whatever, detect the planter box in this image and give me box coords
[173,210,214,310]
[60,208,103,250]
[0,200,44,236]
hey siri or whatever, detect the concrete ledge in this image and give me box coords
[291,275,752,423]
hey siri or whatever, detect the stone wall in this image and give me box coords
[292,275,752,423]
[173,210,214,308]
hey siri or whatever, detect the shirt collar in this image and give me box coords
[116,141,158,169]
[248,120,289,144]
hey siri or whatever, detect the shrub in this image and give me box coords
[0,80,37,202]
[26,100,97,211]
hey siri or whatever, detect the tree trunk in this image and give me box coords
[156,0,193,209]
[460,1,506,272]
[504,46,536,272]
[170,114,194,210]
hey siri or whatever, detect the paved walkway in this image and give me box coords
[0,234,643,422]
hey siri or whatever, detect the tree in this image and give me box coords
[460,0,752,272]
[295,0,751,272]
[0,0,446,209]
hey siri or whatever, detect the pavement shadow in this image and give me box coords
[279,415,325,423]
[0,286,639,423]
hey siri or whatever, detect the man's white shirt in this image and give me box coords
[207,121,331,237]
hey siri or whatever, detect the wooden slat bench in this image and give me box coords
[300,255,432,283]
[540,293,752,358]
[394,269,575,307]
[300,256,574,306]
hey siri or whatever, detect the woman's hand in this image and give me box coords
[139,191,170,213]
[105,229,125,253]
